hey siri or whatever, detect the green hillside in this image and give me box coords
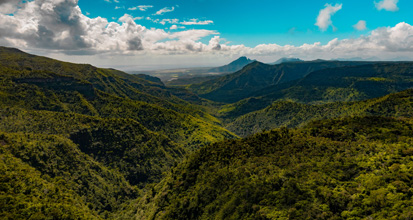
[1,143,100,219]
[1,130,136,218]
[0,47,236,148]
[227,89,413,136]
[0,47,236,218]
[220,62,413,119]
[124,116,413,220]
[2,46,413,219]
[189,61,370,103]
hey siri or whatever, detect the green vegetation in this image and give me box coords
[125,116,413,220]
[218,62,413,118]
[189,61,371,103]
[227,89,413,136]
[0,47,235,218]
[1,47,413,219]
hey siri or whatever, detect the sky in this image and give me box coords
[1,0,413,70]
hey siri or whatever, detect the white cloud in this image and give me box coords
[154,19,179,25]
[353,20,367,31]
[180,19,213,25]
[138,5,153,11]
[128,5,153,11]
[154,7,174,15]
[375,0,399,12]
[1,0,413,63]
[0,0,146,52]
[170,25,186,30]
[315,3,343,31]
[0,0,21,14]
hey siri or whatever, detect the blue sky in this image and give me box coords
[1,0,413,69]
[78,0,412,46]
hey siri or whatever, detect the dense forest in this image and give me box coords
[1,46,413,219]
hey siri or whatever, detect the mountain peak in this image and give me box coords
[229,56,254,65]
[208,56,255,73]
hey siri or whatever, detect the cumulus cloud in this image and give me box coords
[0,0,22,14]
[315,3,342,31]
[0,0,145,53]
[154,7,174,15]
[180,19,213,25]
[353,20,367,31]
[1,0,413,62]
[375,0,399,11]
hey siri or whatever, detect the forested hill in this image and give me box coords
[218,62,413,119]
[227,89,413,136]
[2,46,413,219]
[0,46,236,147]
[124,116,413,220]
[189,60,372,103]
[0,47,236,218]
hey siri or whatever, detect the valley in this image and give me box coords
[1,47,412,219]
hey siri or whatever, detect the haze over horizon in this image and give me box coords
[1,0,413,70]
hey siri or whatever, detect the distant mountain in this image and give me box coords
[189,60,372,103]
[227,89,413,136]
[269,57,303,65]
[208,56,255,73]
[219,62,413,119]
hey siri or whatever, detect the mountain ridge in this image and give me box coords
[189,60,374,103]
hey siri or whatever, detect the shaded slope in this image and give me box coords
[190,60,370,103]
[0,107,186,186]
[227,89,413,136]
[221,62,413,118]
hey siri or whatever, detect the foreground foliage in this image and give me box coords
[125,116,413,220]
